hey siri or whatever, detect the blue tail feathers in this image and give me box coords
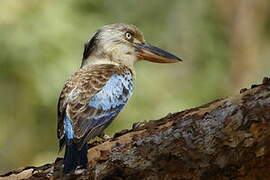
[63,142,88,174]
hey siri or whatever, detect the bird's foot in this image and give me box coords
[98,132,111,140]
[74,167,86,175]
[132,121,146,130]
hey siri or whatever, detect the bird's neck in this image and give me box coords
[81,55,136,71]
[85,57,119,66]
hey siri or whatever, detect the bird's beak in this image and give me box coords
[134,42,182,63]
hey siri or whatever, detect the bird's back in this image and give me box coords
[57,64,134,149]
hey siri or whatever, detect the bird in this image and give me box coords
[57,23,182,174]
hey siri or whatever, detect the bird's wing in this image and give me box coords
[57,64,134,150]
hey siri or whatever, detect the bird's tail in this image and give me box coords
[63,142,88,174]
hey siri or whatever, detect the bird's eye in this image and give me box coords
[125,32,132,40]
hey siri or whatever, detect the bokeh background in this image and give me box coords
[0,0,269,173]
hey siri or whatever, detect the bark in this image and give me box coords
[1,77,270,180]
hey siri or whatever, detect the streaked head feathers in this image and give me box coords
[81,23,182,68]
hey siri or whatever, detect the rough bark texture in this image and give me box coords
[1,77,270,180]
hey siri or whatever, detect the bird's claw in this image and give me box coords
[132,122,145,130]
[74,167,86,175]
[98,132,111,140]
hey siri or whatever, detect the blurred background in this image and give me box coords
[0,0,269,174]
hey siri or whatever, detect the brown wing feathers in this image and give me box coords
[57,64,132,149]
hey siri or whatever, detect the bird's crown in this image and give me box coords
[81,23,182,68]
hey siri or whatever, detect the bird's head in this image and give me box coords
[81,23,182,68]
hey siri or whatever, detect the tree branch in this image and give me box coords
[1,77,270,180]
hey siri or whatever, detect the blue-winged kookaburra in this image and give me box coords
[57,23,182,173]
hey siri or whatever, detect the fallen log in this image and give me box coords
[1,77,270,180]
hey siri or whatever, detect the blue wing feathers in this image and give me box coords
[88,72,133,127]
[89,73,133,110]
[64,116,74,142]
[64,72,133,142]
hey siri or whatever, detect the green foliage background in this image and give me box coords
[0,0,269,173]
